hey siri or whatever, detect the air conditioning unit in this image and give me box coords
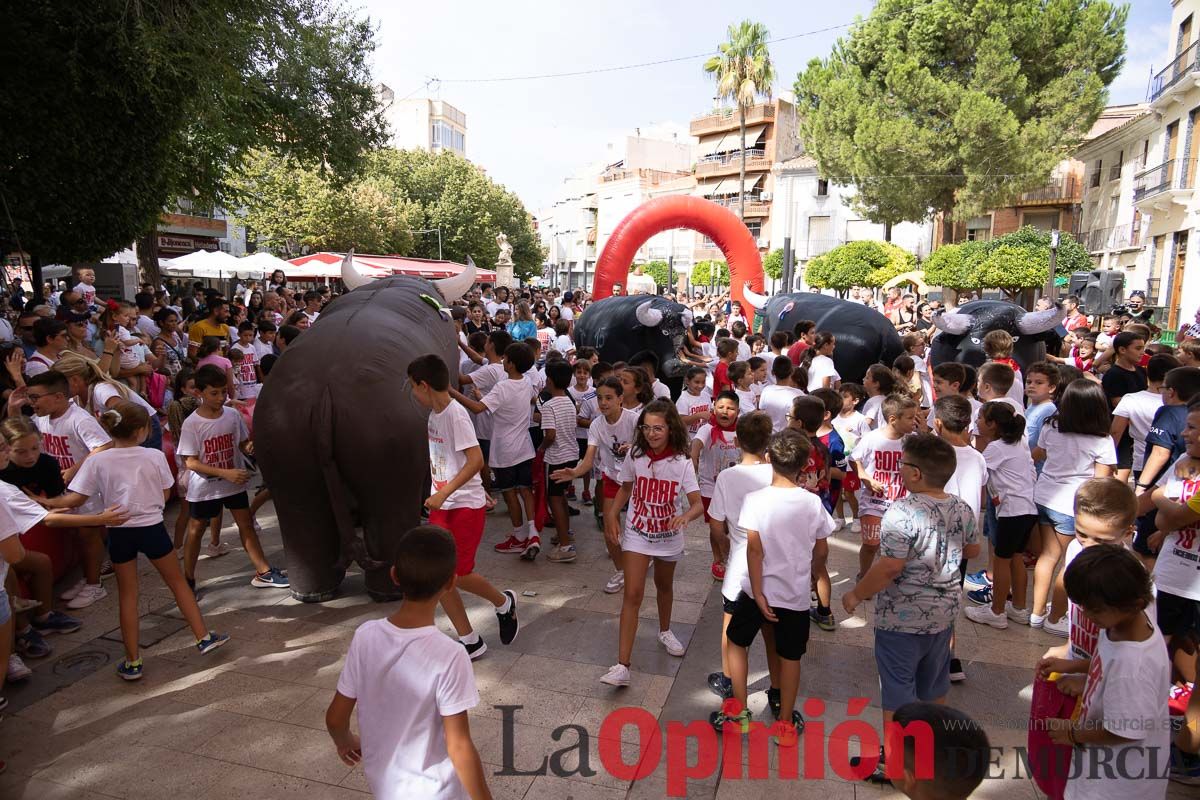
[756,237,770,248]
[760,191,773,201]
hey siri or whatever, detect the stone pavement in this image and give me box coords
[0,500,1192,799]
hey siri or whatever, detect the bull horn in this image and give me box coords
[433,256,477,302]
[1016,305,1068,335]
[742,283,769,311]
[931,311,973,336]
[635,300,663,328]
[340,249,378,291]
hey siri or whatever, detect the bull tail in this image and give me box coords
[314,386,386,573]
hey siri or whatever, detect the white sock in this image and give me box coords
[459,631,480,645]
[527,521,537,537]
[496,594,512,615]
[513,526,527,541]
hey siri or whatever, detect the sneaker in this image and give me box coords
[964,604,1008,629]
[520,535,541,561]
[59,578,87,601]
[204,541,231,559]
[546,544,577,563]
[250,567,290,588]
[964,570,992,591]
[494,535,527,554]
[99,560,114,579]
[66,584,107,610]
[496,590,519,645]
[849,748,890,784]
[831,517,844,533]
[1041,615,1069,637]
[565,485,577,500]
[15,627,50,659]
[707,672,733,700]
[766,687,781,720]
[31,610,83,635]
[604,571,625,594]
[116,659,143,681]
[462,638,488,660]
[709,706,752,733]
[770,717,804,748]
[949,658,966,683]
[9,596,41,614]
[710,561,725,581]
[581,490,592,505]
[567,506,580,517]
[600,663,631,687]
[850,520,861,534]
[809,607,836,632]
[965,586,993,606]
[1006,603,1032,625]
[6,654,31,682]
[196,632,230,655]
[658,630,685,657]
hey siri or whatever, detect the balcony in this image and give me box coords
[1017,175,1082,206]
[690,104,775,137]
[708,193,771,217]
[1085,222,1145,253]
[1149,40,1200,106]
[696,148,770,177]
[1133,159,1197,210]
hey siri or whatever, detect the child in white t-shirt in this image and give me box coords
[229,322,262,403]
[692,391,743,581]
[675,367,712,437]
[552,319,574,360]
[1111,353,1172,483]
[759,357,804,433]
[703,412,775,703]
[748,356,768,410]
[850,394,919,579]
[833,384,870,530]
[326,526,490,800]
[862,364,898,429]
[568,360,595,504]
[41,400,228,679]
[902,333,934,412]
[729,361,756,411]
[539,361,582,563]
[804,333,840,392]
[599,400,703,687]
[714,428,834,744]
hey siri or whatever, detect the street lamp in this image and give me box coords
[1043,229,1060,301]
[414,228,443,260]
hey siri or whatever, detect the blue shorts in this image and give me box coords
[0,588,9,626]
[874,627,953,711]
[1036,504,1075,535]
[109,522,175,564]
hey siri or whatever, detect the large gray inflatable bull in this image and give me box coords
[573,295,706,383]
[741,287,905,384]
[929,300,1066,373]
[255,254,476,601]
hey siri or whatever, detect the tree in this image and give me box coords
[1,1,385,290]
[692,260,730,288]
[704,21,775,222]
[631,260,671,287]
[923,225,1088,291]
[804,240,916,291]
[795,0,1127,229]
[762,249,784,281]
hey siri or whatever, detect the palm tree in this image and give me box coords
[704,21,775,223]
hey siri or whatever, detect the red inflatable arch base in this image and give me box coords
[591,196,765,310]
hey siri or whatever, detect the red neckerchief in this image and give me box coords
[697,334,710,343]
[993,357,1020,373]
[708,414,736,446]
[1071,353,1094,372]
[646,447,676,463]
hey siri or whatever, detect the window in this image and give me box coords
[965,216,992,242]
[1090,161,1102,188]
[816,178,829,197]
[745,221,762,239]
[430,121,465,152]
[1109,151,1123,182]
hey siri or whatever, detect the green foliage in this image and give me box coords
[923,226,1084,289]
[795,0,1128,224]
[692,260,730,287]
[1,1,384,276]
[704,20,775,111]
[231,148,545,282]
[804,240,916,290]
[631,261,671,287]
[762,249,784,280]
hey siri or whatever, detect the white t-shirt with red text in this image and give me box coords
[850,428,908,516]
[176,406,250,503]
[693,424,742,498]
[1063,540,1101,662]
[427,401,486,511]
[73,281,96,307]
[617,452,699,559]
[35,405,111,513]
[587,408,638,482]
[230,343,261,400]
[1153,455,1200,601]
[675,390,713,437]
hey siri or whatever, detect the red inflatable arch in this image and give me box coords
[591,196,765,310]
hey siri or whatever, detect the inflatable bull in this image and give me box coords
[929,300,1066,373]
[742,287,905,384]
[255,254,474,601]
[574,295,706,384]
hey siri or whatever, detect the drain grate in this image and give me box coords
[52,648,112,680]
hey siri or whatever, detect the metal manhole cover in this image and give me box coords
[52,649,111,678]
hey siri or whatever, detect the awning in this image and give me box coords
[696,135,729,158]
[286,252,497,281]
[695,180,726,197]
[163,250,265,280]
[738,125,766,150]
[735,175,764,194]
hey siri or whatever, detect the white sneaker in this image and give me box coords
[658,630,686,657]
[1042,615,1069,637]
[599,663,631,686]
[604,571,625,594]
[205,541,231,559]
[850,520,862,534]
[1006,603,1032,625]
[7,654,32,682]
[830,517,844,532]
[1030,612,1046,629]
[964,604,1008,629]
[59,578,87,601]
[66,584,108,610]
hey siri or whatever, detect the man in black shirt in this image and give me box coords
[1101,330,1148,409]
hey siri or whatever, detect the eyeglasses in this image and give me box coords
[25,391,55,401]
[639,424,668,434]
[899,461,921,470]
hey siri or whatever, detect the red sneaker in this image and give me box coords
[1021,551,1038,570]
[711,561,726,581]
[581,490,593,506]
[520,535,541,561]
[494,535,528,554]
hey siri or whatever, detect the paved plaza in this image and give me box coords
[0,501,1191,800]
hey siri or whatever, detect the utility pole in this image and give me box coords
[1043,229,1060,301]
[414,228,443,260]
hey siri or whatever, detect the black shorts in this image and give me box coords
[577,438,588,459]
[547,459,578,497]
[109,522,174,564]
[1133,510,1158,557]
[478,438,491,464]
[994,514,1038,558]
[492,459,533,492]
[725,592,811,661]
[528,427,543,450]
[190,491,250,521]
[1156,590,1200,640]
[722,596,738,615]
[1115,432,1134,471]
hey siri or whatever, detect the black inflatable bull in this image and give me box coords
[255,254,475,601]
[741,288,905,384]
[929,300,1066,373]
[574,295,705,383]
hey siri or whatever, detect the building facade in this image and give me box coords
[932,160,1085,246]
[377,84,467,156]
[156,197,245,259]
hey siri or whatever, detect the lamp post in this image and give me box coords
[1044,229,1060,301]
[414,228,443,260]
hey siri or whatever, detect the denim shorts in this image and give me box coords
[1036,504,1075,535]
[875,627,953,711]
[0,588,9,626]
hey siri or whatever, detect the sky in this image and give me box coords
[363,0,1173,213]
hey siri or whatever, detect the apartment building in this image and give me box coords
[377,84,467,156]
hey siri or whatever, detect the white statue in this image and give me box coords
[495,232,514,266]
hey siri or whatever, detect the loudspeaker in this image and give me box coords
[1067,271,1091,297]
[1079,270,1124,315]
